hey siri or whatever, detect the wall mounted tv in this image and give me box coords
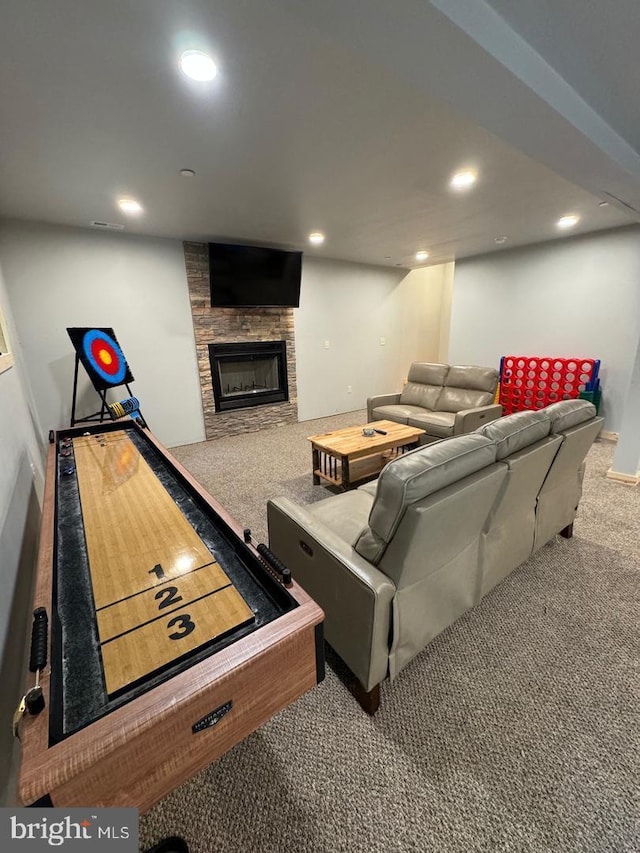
[209,242,302,307]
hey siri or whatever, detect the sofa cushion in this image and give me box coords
[357,480,378,497]
[400,383,442,410]
[354,434,498,564]
[399,363,449,411]
[544,399,597,433]
[446,365,498,392]
[437,365,498,412]
[476,409,551,459]
[407,411,455,437]
[437,386,494,412]
[308,489,373,546]
[371,404,429,424]
[407,362,449,386]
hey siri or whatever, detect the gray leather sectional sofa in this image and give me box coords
[267,400,602,714]
[367,362,502,443]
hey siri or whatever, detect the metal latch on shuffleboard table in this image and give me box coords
[13,608,48,739]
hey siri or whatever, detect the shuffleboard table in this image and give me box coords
[17,420,324,809]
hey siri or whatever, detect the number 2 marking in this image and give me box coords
[167,614,196,640]
[154,586,183,610]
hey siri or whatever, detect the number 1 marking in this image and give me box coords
[149,563,165,580]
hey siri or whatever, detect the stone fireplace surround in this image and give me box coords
[183,242,298,440]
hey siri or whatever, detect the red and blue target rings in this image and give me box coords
[82,329,127,385]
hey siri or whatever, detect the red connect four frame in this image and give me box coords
[499,356,598,415]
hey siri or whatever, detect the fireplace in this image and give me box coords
[208,340,289,412]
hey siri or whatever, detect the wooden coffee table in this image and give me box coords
[308,420,425,490]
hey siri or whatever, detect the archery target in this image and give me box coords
[67,327,134,391]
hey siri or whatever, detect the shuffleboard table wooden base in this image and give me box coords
[17,421,324,810]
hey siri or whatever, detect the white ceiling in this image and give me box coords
[0,0,638,268]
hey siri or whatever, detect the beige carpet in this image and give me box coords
[138,417,639,853]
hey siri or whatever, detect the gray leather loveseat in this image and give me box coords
[267,400,602,714]
[367,362,502,442]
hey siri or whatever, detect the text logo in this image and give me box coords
[2,808,138,850]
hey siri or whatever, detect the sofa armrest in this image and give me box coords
[367,393,401,422]
[267,496,395,692]
[454,403,503,434]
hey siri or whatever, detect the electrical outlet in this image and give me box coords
[379,337,386,346]
[324,340,330,349]
[347,385,352,393]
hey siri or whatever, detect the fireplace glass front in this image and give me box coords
[209,341,289,412]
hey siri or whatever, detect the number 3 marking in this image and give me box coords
[167,614,196,640]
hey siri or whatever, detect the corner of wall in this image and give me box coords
[437,262,455,362]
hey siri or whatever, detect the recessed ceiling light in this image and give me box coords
[494,236,507,244]
[180,50,218,82]
[308,232,325,245]
[450,170,477,190]
[598,201,609,207]
[117,198,143,215]
[415,250,429,262]
[180,168,195,178]
[557,214,579,229]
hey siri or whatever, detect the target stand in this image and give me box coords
[67,327,148,429]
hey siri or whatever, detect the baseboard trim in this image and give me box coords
[599,430,618,442]
[606,467,640,486]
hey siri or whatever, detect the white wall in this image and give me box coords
[0,221,205,448]
[0,258,44,805]
[0,220,454,443]
[449,226,640,432]
[295,258,453,420]
[611,333,640,477]
[0,256,44,648]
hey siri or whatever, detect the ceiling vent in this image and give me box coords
[90,220,125,231]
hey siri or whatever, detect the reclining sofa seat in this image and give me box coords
[367,362,501,442]
[474,409,562,598]
[532,399,603,550]
[354,434,505,683]
[268,434,506,704]
[472,399,601,597]
[267,400,601,714]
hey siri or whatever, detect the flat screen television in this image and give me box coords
[209,242,302,307]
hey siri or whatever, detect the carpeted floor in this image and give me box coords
[139,414,640,853]
[168,409,367,546]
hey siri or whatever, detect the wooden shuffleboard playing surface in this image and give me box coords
[18,420,324,812]
[73,430,254,695]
